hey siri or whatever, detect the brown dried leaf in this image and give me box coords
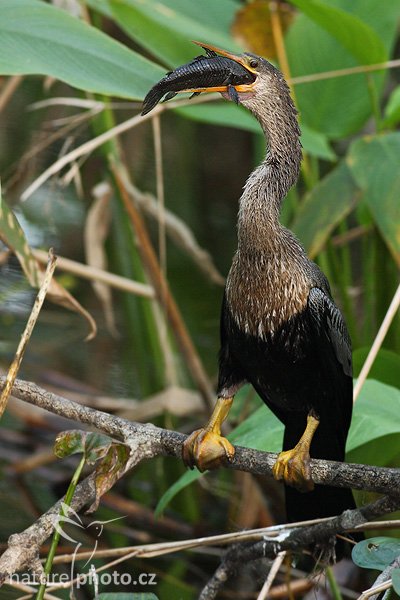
[84,183,118,336]
[231,0,293,58]
[88,443,131,512]
[43,265,97,341]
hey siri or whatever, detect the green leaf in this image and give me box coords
[300,123,336,161]
[177,103,335,160]
[291,161,358,257]
[54,431,130,512]
[382,86,400,128]
[0,185,39,287]
[286,0,400,138]
[347,380,400,465]
[106,0,240,68]
[289,0,386,65]
[353,348,400,389]
[352,537,400,571]
[54,430,116,463]
[392,569,400,595]
[347,133,400,267]
[0,0,164,99]
[228,404,283,452]
[155,468,201,518]
[88,442,130,512]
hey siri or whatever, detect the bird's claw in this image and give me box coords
[182,428,235,472]
[272,445,314,492]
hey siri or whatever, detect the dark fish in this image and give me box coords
[141,50,255,116]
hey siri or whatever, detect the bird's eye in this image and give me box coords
[249,59,259,69]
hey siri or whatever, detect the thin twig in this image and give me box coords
[0,76,23,113]
[32,248,155,298]
[358,580,392,600]
[257,551,287,600]
[332,225,371,247]
[4,579,59,600]
[354,283,400,402]
[0,250,57,418]
[29,97,105,111]
[290,58,400,85]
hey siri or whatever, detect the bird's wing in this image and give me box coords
[307,287,352,378]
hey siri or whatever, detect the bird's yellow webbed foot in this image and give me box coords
[272,413,320,492]
[182,396,235,472]
[272,443,313,492]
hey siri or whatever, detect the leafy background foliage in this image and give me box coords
[0,0,399,598]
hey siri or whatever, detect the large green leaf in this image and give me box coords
[347,133,400,267]
[291,161,358,257]
[352,537,400,571]
[105,0,240,68]
[353,348,400,390]
[0,0,164,99]
[347,380,400,465]
[291,0,387,64]
[289,0,386,65]
[382,85,400,128]
[286,0,400,139]
[392,569,400,596]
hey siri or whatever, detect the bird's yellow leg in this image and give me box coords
[272,412,320,492]
[182,397,235,472]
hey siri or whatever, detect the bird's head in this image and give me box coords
[192,42,298,145]
[193,41,281,105]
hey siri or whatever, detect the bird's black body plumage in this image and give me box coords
[219,281,356,525]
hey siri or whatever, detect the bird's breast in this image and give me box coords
[225,252,310,340]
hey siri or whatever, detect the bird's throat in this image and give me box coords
[237,95,302,252]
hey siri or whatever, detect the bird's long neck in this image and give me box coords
[238,86,302,252]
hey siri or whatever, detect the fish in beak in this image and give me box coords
[141,41,258,116]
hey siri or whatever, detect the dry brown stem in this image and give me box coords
[0,250,57,418]
[112,162,215,409]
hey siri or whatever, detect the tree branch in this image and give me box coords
[3,377,400,496]
[1,376,400,589]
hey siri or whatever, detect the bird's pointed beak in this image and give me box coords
[193,41,257,73]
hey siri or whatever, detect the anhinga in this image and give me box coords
[143,43,356,541]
